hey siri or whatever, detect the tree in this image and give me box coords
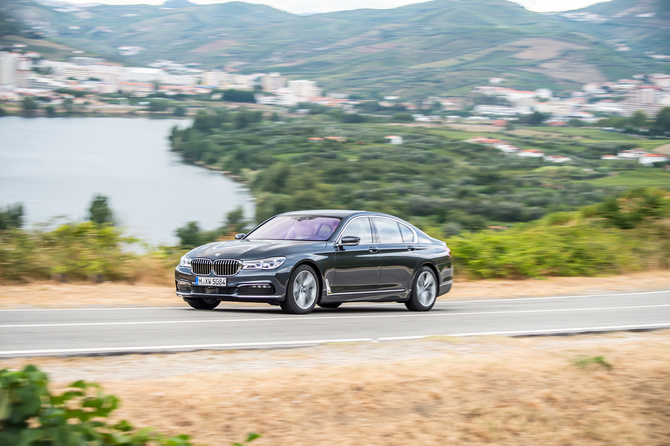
[45,105,56,116]
[0,203,23,230]
[147,99,169,112]
[270,112,280,122]
[173,105,187,117]
[224,206,246,234]
[88,194,114,225]
[21,97,38,114]
[175,221,202,248]
[631,110,647,127]
[0,106,5,117]
[63,98,74,114]
[528,111,547,126]
[391,112,414,122]
[655,107,670,132]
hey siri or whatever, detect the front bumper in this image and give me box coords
[175,266,289,303]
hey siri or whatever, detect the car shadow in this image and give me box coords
[179,303,453,315]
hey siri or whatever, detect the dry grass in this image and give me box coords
[2,270,670,308]
[653,143,670,155]
[501,37,586,61]
[3,332,670,445]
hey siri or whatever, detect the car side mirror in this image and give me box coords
[339,236,360,247]
[234,233,246,240]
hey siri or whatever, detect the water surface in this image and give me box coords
[0,117,254,245]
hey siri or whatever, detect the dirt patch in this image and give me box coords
[3,332,669,446]
[522,59,606,83]
[653,143,670,155]
[501,38,587,61]
[1,270,669,309]
[192,39,237,53]
[446,123,504,132]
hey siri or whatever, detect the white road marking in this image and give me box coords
[0,322,669,357]
[437,288,670,304]
[0,289,668,312]
[2,303,670,329]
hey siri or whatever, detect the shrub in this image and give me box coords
[447,223,639,279]
[595,187,667,229]
[0,365,261,446]
[0,222,139,282]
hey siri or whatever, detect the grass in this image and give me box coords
[587,170,670,187]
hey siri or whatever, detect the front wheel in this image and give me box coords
[281,265,319,314]
[184,298,220,310]
[405,267,437,312]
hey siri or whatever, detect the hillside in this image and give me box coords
[3,0,668,95]
[567,0,670,54]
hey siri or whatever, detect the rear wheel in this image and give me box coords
[318,302,342,309]
[405,267,437,312]
[281,265,319,314]
[184,298,220,310]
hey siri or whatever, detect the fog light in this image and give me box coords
[176,281,191,293]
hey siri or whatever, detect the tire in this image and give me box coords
[405,266,438,312]
[281,265,319,314]
[184,297,220,310]
[318,302,342,309]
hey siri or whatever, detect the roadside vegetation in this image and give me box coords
[1,187,669,283]
[0,365,259,446]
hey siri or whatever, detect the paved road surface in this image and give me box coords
[1,290,670,357]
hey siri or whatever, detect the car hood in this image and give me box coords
[187,239,328,260]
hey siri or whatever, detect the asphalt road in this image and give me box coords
[1,290,670,358]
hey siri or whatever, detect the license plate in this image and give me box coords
[195,277,226,286]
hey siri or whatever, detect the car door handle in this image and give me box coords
[407,246,416,251]
[368,247,379,253]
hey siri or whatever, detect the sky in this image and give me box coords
[61,0,611,15]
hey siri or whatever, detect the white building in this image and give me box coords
[474,105,518,116]
[544,155,572,163]
[288,79,321,98]
[262,72,286,92]
[517,149,544,158]
[618,149,648,159]
[621,87,664,117]
[117,46,142,56]
[0,52,19,86]
[639,154,669,166]
[385,135,403,145]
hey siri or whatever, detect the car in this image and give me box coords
[175,210,453,314]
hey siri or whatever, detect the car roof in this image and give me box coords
[279,210,365,218]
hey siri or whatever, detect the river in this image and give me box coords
[0,117,254,246]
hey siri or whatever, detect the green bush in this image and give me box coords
[0,365,261,446]
[446,188,670,279]
[0,365,195,445]
[447,223,639,279]
[0,222,139,282]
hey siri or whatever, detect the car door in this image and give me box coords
[331,217,380,297]
[371,217,419,293]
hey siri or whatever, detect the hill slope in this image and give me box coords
[3,0,666,95]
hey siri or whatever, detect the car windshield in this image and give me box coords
[247,216,341,241]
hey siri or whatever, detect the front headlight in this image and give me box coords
[179,255,192,269]
[242,256,286,270]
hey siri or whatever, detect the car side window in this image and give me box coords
[372,218,403,244]
[340,217,373,244]
[399,223,415,243]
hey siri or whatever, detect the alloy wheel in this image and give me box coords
[293,270,317,310]
[417,271,437,307]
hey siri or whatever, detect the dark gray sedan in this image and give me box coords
[175,210,453,314]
